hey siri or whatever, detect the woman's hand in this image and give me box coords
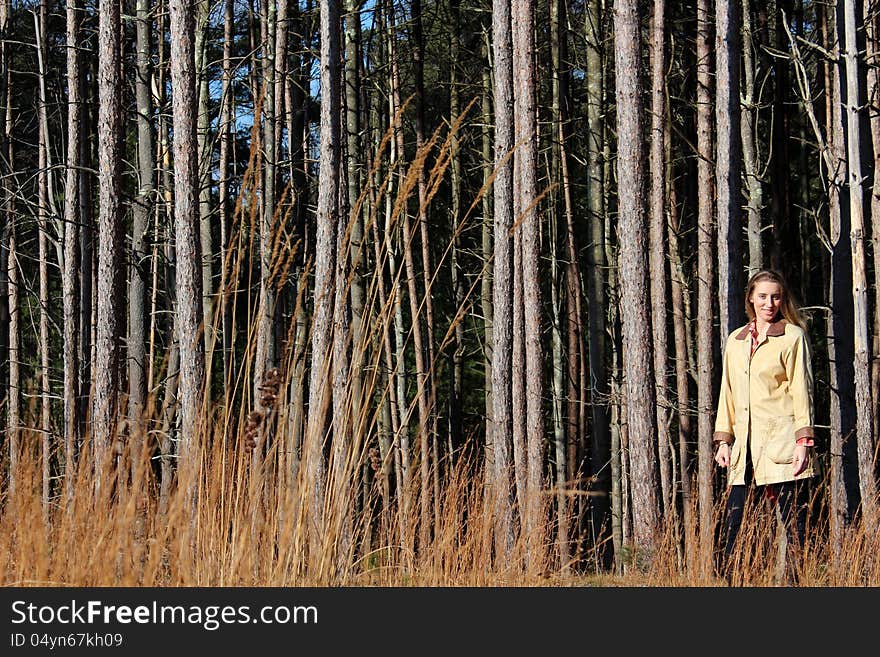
[714,442,730,468]
[792,444,809,476]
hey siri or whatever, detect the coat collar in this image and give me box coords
[734,318,787,340]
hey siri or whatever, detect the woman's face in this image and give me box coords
[749,281,783,323]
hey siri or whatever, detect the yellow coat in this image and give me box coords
[713,319,815,486]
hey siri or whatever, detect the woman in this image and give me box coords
[713,269,815,582]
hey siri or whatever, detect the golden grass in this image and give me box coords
[3,432,880,588]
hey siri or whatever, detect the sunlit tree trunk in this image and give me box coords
[63,0,82,504]
[648,0,672,517]
[35,0,53,520]
[305,0,341,556]
[695,0,717,570]
[741,0,763,274]
[93,0,124,501]
[842,0,877,522]
[614,0,660,554]
[169,0,206,467]
[491,0,516,558]
[716,0,744,341]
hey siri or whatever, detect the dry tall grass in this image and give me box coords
[4,108,880,589]
[3,432,880,587]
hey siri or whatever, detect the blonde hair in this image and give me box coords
[744,269,807,331]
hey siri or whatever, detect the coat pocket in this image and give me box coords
[729,439,743,471]
[765,415,796,464]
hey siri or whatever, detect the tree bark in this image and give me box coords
[169,0,207,467]
[649,0,672,517]
[491,0,516,558]
[585,0,611,568]
[614,0,660,554]
[63,0,82,504]
[716,0,744,342]
[130,0,155,470]
[696,0,717,570]
[306,0,341,556]
[93,0,124,501]
[842,0,877,521]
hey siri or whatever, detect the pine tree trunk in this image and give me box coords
[219,0,234,395]
[63,0,82,504]
[716,0,744,342]
[614,0,660,554]
[550,0,570,570]
[130,0,154,472]
[585,0,611,570]
[696,0,717,570]
[842,0,878,521]
[94,0,124,501]
[741,0,763,275]
[865,0,880,448]
[823,0,854,560]
[306,0,341,556]
[4,48,17,498]
[513,0,544,569]
[36,0,53,520]
[649,0,672,517]
[491,0,516,557]
[480,40,494,494]
[169,0,206,467]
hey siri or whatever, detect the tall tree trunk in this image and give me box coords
[411,0,439,542]
[614,0,660,554]
[649,0,672,517]
[550,0,570,570]
[696,0,717,571]
[741,0,764,275]
[667,117,695,567]
[219,0,234,398]
[0,0,7,454]
[480,38,494,496]
[716,0,744,341]
[63,0,82,504]
[195,0,215,384]
[585,0,611,569]
[513,0,544,570]
[816,0,854,560]
[94,0,124,501]
[491,0,516,558]
[842,0,878,521]
[169,0,206,468]
[449,0,465,487]
[306,0,341,556]
[36,0,53,520]
[251,0,277,489]
[130,0,155,474]
[4,40,17,499]
[866,0,880,449]
[769,0,793,273]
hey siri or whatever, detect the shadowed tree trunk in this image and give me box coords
[130,0,155,472]
[585,0,611,568]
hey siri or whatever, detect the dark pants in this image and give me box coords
[719,441,808,579]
